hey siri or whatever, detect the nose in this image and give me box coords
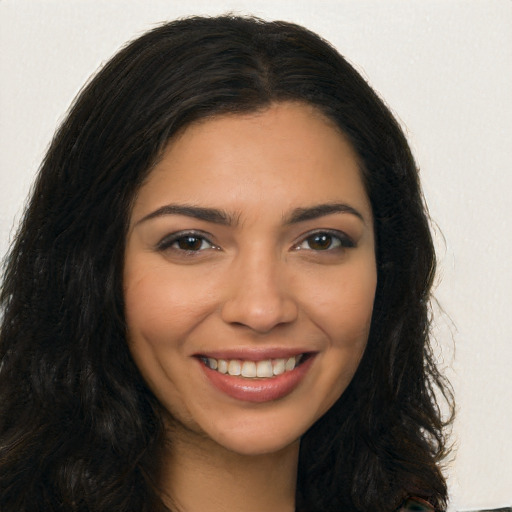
[220,251,298,334]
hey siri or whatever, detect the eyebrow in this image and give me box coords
[135,201,365,227]
[136,204,236,226]
[284,202,365,224]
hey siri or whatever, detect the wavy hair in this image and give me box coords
[0,15,453,512]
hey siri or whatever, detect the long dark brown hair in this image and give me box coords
[0,15,453,512]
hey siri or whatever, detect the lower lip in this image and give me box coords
[199,356,315,403]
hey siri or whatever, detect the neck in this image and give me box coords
[159,425,299,512]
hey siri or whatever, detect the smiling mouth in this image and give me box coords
[199,354,310,379]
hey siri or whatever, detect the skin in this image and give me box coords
[123,102,377,511]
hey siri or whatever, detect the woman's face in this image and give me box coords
[124,102,376,456]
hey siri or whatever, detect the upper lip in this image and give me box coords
[194,347,314,361]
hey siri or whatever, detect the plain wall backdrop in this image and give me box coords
[1,1,511,510]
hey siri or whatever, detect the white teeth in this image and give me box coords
[217,359,228,374]
[256,360,273,377]
[272,358,286,375]
[228,360,241,376]
[285,356,296,371]
[203,354,305,378]
[241,361,257,377]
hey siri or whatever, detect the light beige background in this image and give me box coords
[1,1,511,510]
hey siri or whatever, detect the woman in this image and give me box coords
[0,15,452,512]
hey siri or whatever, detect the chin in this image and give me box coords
[189,396,337,458]
[213,427,302,457]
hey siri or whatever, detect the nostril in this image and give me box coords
[221,299,298,333]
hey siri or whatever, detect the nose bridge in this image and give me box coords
[220,244,298,333]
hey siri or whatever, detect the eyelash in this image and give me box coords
[156,231,218,253]
[293,230,355,252]
[156,229,354,254]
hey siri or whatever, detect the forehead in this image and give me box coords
[131,102,371,224]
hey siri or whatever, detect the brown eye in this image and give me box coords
[307,233,337,251]
[294,230,355,252]
[156,232,216,253]
[176,236,206,251]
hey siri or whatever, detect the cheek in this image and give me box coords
[302,260,376,408]
[123,262,215,347]
[308,261,377,346]
[123,264,211,417]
